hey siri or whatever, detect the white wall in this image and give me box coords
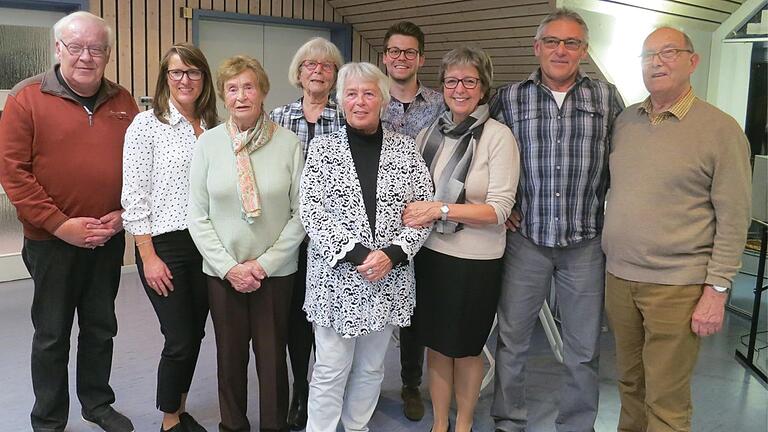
[562,0,717,106]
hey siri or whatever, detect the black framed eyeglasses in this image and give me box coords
[385,47,420,60]
[302,60,336,72]
[59,39,109,58]
[442,77,480,89]
[167,69,203,81]
[640,48,693,63]
[539,37,584,51]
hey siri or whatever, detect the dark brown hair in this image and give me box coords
[153,43,219,128]
[383,21,425,54]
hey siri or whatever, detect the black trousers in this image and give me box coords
[23,234,124,432]
[287,241,313,393]
[135,230,208,413]
[400,323,425,387]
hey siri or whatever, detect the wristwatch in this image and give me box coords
[439,204,450,222]
[711,285,729,293]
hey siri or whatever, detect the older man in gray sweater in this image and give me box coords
[602,27,752,432]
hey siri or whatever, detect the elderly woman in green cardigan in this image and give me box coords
[188,55,304,432]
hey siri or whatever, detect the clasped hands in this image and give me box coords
[356,250,393,283]
[53,209,124,249]
[226,261,267,293]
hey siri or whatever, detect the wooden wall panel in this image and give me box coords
[89,0,740,97]
[92,0,377,94]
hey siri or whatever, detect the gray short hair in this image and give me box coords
[53,11,114,48]
[652,26,695,52]
[287,37,344,89]
[438,46,494,104]
[336,62,391,116]
[535,8,589,44]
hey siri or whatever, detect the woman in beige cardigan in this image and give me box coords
[403,46,520,432]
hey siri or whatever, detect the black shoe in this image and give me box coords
[161,421,189,432]
[401,385,425,421]
[179,412,206,432]
[429,420,451,432]
[287,386,308,430]
[81,406,134,432]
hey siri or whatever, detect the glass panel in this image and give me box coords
[0,24,50,89]
[0,192,23,255]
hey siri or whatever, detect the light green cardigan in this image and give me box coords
[188,123,305,279]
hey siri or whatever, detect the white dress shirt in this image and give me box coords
[122,104,204,236]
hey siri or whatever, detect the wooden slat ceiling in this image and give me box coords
[328,0,745,88]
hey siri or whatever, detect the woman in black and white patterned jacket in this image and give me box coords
[299,62,433,432]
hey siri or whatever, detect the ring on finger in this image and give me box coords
[366,269,374,275]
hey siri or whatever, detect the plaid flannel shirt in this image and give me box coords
[490,69,624,248]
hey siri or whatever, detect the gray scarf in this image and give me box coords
[421,104,489,234]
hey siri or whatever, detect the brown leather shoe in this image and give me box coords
[401,385,424,421]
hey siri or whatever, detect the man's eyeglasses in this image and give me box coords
[168,69,203,81]
[442,77,480,89]
[59,39,109,58]
[385,47,420,60]
[302,61,336,72]
[640,48,693,63]
[538,37,584,51]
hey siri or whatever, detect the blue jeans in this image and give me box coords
[492,232,605,432]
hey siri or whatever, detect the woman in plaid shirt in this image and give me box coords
[269,36,345,431]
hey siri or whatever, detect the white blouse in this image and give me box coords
[121,104,204,236]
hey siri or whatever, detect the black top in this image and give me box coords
[307,122,316,144]
[55,65,99,112]
[343,124,406,267]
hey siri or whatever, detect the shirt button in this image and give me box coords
[556,165,561,170]
[555,192,561,197]
[557,139,561,143]
[557,115,561,119]
[555,217,559,221]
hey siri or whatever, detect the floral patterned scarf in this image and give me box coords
[226,112,277,223]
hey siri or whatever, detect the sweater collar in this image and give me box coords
[40,65,122,110]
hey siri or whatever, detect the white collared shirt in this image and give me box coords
[121,104,205,236]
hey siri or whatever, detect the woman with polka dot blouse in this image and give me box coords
[121,43,218,432]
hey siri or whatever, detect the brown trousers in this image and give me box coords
[605,273,702,432]
[208,274,294,432]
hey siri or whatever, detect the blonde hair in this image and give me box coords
[216,55,270,101]
[288,37,344,89]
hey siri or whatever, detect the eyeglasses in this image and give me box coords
[59,39,109,58]
[538,37,584,51]
[442,77,480,89]
[168,69,203,81]
[640,48,693,63]
[385,47,420,60]
[302,60,336,72]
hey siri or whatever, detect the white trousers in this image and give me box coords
[306,324,395,432]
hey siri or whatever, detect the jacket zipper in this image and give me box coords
[83,106,93,127]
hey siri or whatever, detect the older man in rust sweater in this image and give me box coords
[602,27,751,432]
[0,12,138,432]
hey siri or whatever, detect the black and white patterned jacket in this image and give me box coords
[300,126,434,338]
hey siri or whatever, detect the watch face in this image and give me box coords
[441,205,449,213]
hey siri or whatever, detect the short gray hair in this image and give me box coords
[336,62,391,116]
[438,46,494,104]
[287,37,344,89]
[535,8,589,44]
[651,26,695,52]
[53,11,114,48]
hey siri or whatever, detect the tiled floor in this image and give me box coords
[0,268,765,432]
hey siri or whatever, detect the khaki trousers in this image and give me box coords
[605,273,702,432]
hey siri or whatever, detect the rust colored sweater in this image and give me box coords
[0,67,138,240]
